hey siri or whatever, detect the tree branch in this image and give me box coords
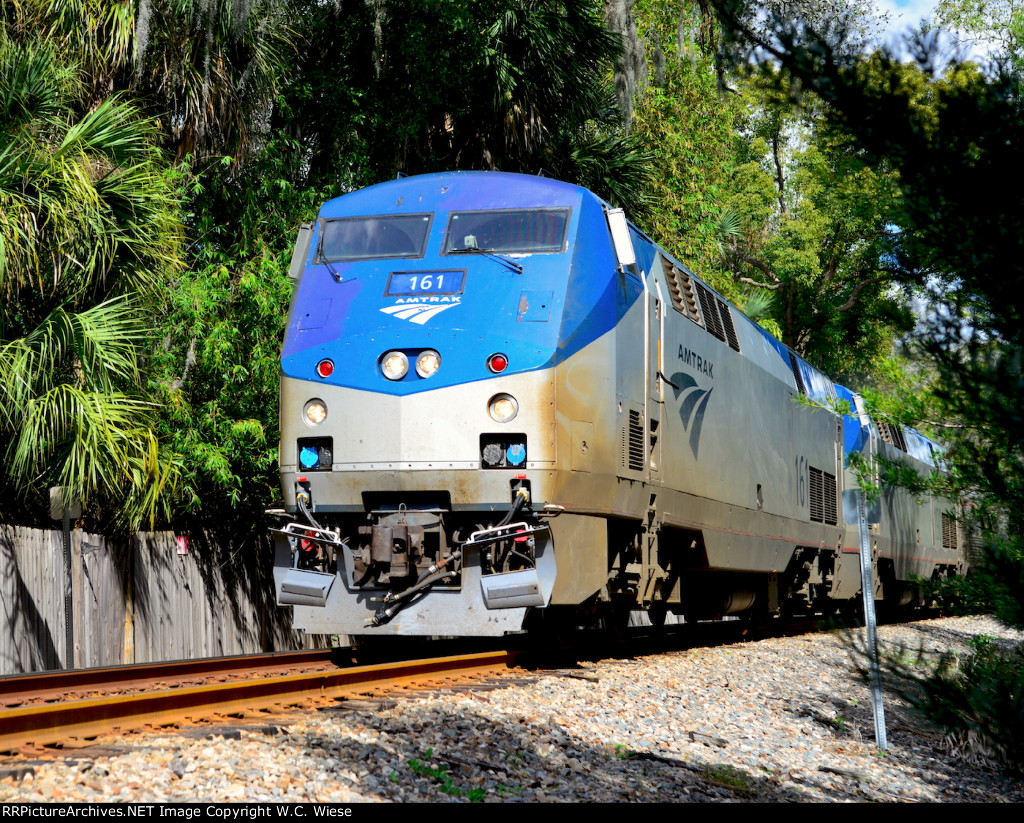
[834,276,884,312]
[734,251,782,285]
[771,130,788,216]
[738,276,781,290]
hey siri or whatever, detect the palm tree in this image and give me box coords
[0,32,183,527]
[275,0,653,204]
[131,0,293,162]
[8,0,291,163]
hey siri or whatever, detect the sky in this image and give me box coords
[874,0,942,44]
[864,1,998,61]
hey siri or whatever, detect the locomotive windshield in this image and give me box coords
[319,214,432,262]
[443,209,570,255]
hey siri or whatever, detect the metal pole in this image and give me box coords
[857,489,886,750]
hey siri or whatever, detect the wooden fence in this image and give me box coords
[0,526,310,675]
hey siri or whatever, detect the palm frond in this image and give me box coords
[717,207,743,241]
[1,298,146,405]
[0,11,186,528]
[0,36,69,132]
[737,289,773,321]
[566,132,655,209]
[7,383,154,489]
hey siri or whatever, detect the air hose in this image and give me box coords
[498,488,529,527]
[297,493,322,530]
[368,548,464,627]
[369,490,531,627]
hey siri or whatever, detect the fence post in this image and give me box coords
[49,488,80,669]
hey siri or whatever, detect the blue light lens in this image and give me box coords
[506,443,526,466]
[299,446,320,469]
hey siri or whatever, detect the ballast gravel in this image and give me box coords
[2,616,1022,803]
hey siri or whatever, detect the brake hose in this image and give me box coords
[370,491,529,626]
[497,488,529,527]
[297,494,323,530]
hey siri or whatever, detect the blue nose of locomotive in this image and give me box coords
[281,171,623,395]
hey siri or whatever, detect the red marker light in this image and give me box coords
[316,359,335,378]
[487,353,509,373]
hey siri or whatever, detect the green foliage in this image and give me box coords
[905,635,1024,773]
[915,570,1001,617]
[732,288,784,339]
[272,0,652,205]
[631,0,736,291]
[4,0,310,528]
[13,0,295,163]
[407,749,487,801]
[631,1,912,370]
[133,0,293,162]
[144,129,346,533]
[149,252,291,522]
[720,74,914,377]
[0,28,184,529]
[7,0,292,162]
[3,0,135,109]
[935,0,1024,71]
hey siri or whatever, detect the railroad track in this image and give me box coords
[0,649,343,708]
[0,650,517,754]
[0,611,906,756]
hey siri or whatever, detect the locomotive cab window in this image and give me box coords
[443,209,570,255]
[319,214,432,262]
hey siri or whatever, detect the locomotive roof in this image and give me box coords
[318,171,588,219]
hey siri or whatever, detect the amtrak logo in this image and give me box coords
[669,372,714,459]
[380,302,458,325]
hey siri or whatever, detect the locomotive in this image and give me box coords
[271,170,965,636]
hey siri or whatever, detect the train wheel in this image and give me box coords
[594,601,631,639]
[647,602,668,627]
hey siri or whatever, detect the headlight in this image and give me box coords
[488,393,519,423]
[303,399,327,425]
[415,349,441,378]
[381,350,409,380]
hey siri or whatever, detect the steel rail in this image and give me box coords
[0,651,514,752]
[0,650,338,706]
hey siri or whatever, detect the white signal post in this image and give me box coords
[845,487,887,751]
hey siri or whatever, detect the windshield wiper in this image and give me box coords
[317,256,355,284]
[449,246,523,274]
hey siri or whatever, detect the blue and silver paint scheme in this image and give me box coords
[274,171,965,636]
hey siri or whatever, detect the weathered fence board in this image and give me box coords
[0,526,308,675]
[1,527,64,673]
[75,531,128,669]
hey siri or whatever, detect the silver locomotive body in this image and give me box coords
[274,172,965,636]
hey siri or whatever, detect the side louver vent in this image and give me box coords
[695,282,725,341]
[942,513,958,550]
[809,467,838,525]
[719,297,740,351]
[878,421,908,453]
[622,409,645,472]
[789,353,807,395]
[694,281,740,352]
[661,256,702,324]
